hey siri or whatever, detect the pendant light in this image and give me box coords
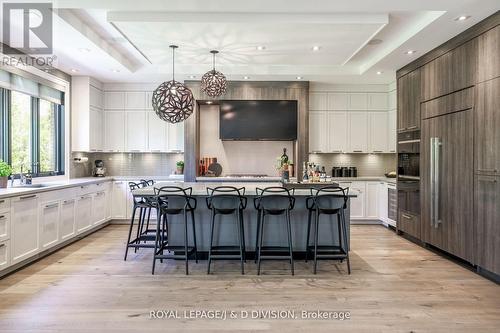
[152,45,194,123]
[200,50,227,98]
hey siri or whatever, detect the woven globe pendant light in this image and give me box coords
[152,45,194,123]
[200,50,227,98]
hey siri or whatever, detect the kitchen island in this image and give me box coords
[132,182,357,253]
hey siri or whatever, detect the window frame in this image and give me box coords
[0,88,65,178]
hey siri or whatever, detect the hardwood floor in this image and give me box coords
[0,225,499,332]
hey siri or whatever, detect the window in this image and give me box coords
[0,87,64,177]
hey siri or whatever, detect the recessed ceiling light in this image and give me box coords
[78,48,91,53]
[312,45,321,52]
[111,69,120,73]
[405,50,416,55]
[243,76,250,80]
[296,76,303,80]
[256,45,266,51]
[376,71,383,75]
[189,75,196,79]
[367,39,383,45]
[455,15,471,21]
[71,68,78,73]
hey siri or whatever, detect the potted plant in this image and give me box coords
[176,160,184,175]
[0,160,12,188]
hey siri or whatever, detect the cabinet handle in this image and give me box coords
[96,192,105,196]
[44,203,59,209]
[407,126,418,130]
[63,200,75,204]
[477,169,498,173]
[402,213,412,220]
[310,150,323,153]
[80,196,90,199]
[151,150,161,152]
[478,178,498,183]
[0,215,5,220]
[331,150,343,153]
[372,150,383,153]
[130,150,140,152]
[115,181,123,184]
[20,194,36,200]
[0,243,4,248]
[0,200,5,204]
[353,150,363,153]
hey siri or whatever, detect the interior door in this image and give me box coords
[421,109,473,261]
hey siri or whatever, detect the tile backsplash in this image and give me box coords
[71,152,183,178]
[308,153,396,177]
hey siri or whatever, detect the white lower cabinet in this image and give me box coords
[0,213,10,242]
[112,181,128,219]
[0,240,10,270]
[378,182,388,223]
[76,195,93,234]
[92,191,107,225]
[365,182,379,219]
[60,199,76,241]
[11,194,39,264]
[39,201,60,250]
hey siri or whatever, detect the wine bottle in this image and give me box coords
[280,148,289,167]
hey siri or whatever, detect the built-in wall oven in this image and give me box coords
[397,130,420,217]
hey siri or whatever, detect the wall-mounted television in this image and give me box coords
[219,100,298,141]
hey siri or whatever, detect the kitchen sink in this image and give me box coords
[12,183,56,188]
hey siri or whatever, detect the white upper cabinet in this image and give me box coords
[309,93,328,110]
[367,93,388,110]
[369,112,388,153]
[167,122,185,152]
[71,76,104,152]
[327,112,348,152]
[104,91,125,109]
[388,90,397,110]
[388,110,397,153]
[148,112,168,152]
[104,111,125,151]
[348,112,368,152]
[349,93,368,110]
[125,111,147,151]
[328,93,349,110]
[125,92,147,109]
[309,111,328,153]
[146,91,154,109]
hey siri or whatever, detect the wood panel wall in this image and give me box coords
[183,81,309,182]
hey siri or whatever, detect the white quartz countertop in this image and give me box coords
[133,182,359,197]
[0,175,184,199]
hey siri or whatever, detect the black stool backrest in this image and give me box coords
[154,186,196,211]
[140,179,155,187]
[206,186,246,210]
[254,187,295,211]
[128,182,146,204]
[310,186,349,211]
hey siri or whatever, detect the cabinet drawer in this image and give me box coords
[0,240,10,271]
[0,213,10,242]
[0,198,10,213]
[398,211,421,239]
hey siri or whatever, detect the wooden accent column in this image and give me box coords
[183,81,309,182]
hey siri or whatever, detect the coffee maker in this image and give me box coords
[93,160,106,177]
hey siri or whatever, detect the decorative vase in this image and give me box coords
[176,166,184,175]
[0,176,7,188]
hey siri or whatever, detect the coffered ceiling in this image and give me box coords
[2,0,498,84]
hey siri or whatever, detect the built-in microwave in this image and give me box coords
[397,130,420,180]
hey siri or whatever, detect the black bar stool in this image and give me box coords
[152,186,198,275]
[124,182,156,260]
[305,186,350,274]
[139,179,156,236]
[206,186,247,274]
[254,187,295,275]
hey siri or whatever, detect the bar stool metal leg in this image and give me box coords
[313,209,320,274]
[237,209,245,275]
[183,210,189,275]
[152,212,161,275]
[305,208,312,262]
[257,213,265,276]
[190,210,198,263]
[286,209,294,276]
[207,210,216,274]
[239,210,246,263]
[254,209,261,263]
[124,204,138,261]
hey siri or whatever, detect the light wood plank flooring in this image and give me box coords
[0,225,499,332]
